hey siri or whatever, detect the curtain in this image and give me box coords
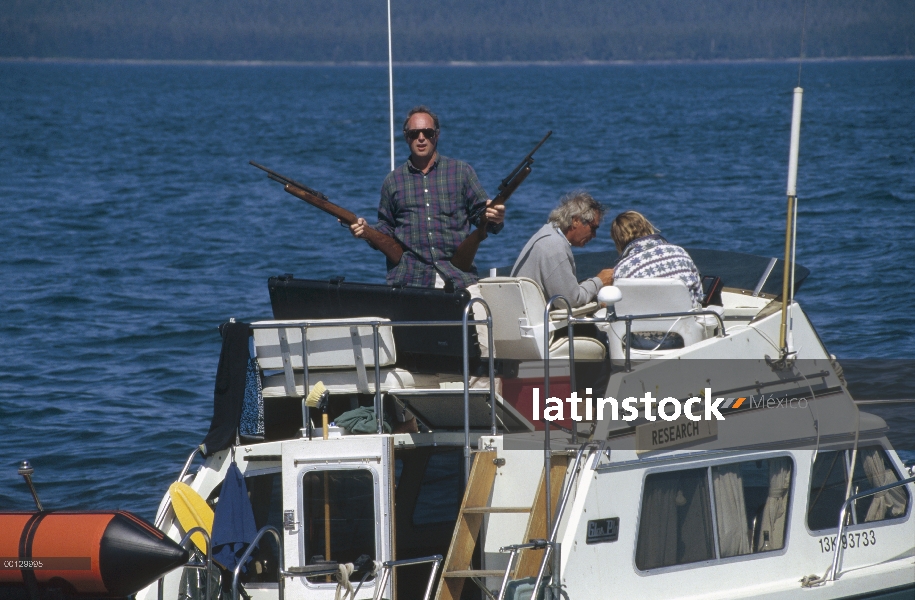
[713,464,750,557]
[636,473,679,569]
[678,472,715,564]
[862,449,907,522]
[758,457,792,551]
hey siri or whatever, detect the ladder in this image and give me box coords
[513,455,567,579]
[435,451,567,600]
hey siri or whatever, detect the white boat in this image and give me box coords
[136,247,915,600]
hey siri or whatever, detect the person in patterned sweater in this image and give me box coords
[610,211,704,308]
[349,105,505,289]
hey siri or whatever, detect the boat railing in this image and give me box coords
[496,540,549,600]
[158,526,212,600]
[371,554,444,600]
[491,441,606,600]
[251,304,496,483]
[154,446,201,530]
[531,441,606,599]
[826,474,915,582]
[543,295,576,447]
[232,525,284,600]
[574,309,727,372]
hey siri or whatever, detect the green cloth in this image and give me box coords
[334,406,391,434]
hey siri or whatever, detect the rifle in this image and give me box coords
[450,131,552,272]
[250,161,404,264]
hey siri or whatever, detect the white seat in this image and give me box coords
[251,317,401,397]
[477,277,605,361]
[601,278,708,361]
[252,317,396,370]
[261,367,416,397]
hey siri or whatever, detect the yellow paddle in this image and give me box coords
[169,482,214,554]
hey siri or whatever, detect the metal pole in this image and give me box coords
[387,0,395,171]
[568,310,576,445]
[302,326,311,439]
[374,323,383,434]
[462,302,473,483]
[540,293,571,579]
[542,302,552,540]
[486,303,497,436]
[828,475,915,581]
[18,461,43,511]
[422,557,442,600]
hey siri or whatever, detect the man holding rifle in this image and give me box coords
[350,105,505,290]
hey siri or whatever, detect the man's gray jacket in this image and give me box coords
[510,223,602,308]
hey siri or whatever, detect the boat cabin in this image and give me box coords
[140,249,915,600]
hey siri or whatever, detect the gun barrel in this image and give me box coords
[249,160,329,201]
[498,130,552,191]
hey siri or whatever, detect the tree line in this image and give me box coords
[1,0,912,62]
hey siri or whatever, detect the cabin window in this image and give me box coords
[394,458,404,487]
[712,458,793,556]
[807,446,909,531]
[636,467,714,569]
[301,468,376,583]
[245,471,283,583]
[412,449,463,526]
[636,457,794,570]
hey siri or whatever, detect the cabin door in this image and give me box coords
[280,436,395,600]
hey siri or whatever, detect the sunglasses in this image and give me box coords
[576,218,600,232]
[404,128,437,141]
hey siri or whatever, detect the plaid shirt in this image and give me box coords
[374,154,502,288]
[614,234,704,307]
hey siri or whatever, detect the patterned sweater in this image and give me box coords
[614,234,703,308]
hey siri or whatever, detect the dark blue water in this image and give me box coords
[1,60,913,517]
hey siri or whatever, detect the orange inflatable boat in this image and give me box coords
[0,510,188,598]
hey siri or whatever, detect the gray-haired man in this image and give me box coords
[511,191,614,307]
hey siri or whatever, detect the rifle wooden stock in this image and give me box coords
[449,166,530,272]
[282,184,404,264]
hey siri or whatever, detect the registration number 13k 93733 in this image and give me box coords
[818,530,877,553]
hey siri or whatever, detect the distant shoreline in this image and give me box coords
[1,55,912,68]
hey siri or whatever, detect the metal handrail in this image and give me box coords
[462,298,496,482]
[372,554,444,600]
[496,540,548,600]
[250,314,497,443]
[575,308,726,372]
[532,441,604,598]
[540,294,575,558]
[826,474,915,581]
[158,526,212,600]
[253,311,497,484]
[232,525,284,600]
[154,446,201,529]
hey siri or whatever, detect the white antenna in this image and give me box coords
[779,88,803,356]
[387,0,395,171]
[778,1,809,361]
